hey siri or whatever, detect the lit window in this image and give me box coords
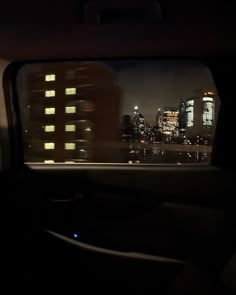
[45,74,56,81]
[65,106,76,113]
[44,160,55,164]
[44,142,55,150]
[45,125,55,132]
[65,143,76,150]
[65,125,76,132]
[44,107,55,115]
[65,88,76,95]
[45,90,55,97]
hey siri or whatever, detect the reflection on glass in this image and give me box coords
[44,160,55,163]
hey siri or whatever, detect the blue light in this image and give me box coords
[73,233,80,239]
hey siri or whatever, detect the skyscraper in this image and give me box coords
[162,107,179,135]
[186,98,195,129]
[131,106,145,140]
[156,108,162,130]
[178,100,187,133]
[202,95,214,127]
[185,91,218,138]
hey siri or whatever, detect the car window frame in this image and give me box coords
[2,56,231,172]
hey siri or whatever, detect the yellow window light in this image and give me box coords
[65,88,76,95]
[65,143,76,150]
[44,142,55,150]
[44,107,55,115]
[45,90,55,97]
[45,74,56,81]
[65,106,76,113]
[45,125,55,132]
[65,125,76,132]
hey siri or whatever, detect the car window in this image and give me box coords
[16,60,220,165]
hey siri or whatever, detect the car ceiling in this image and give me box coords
[0,0,234,23]
[0,0,235,60]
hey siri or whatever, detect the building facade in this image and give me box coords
[178,100,187,133]
[131,106,145,141]
[162,107,179,135]
[185,92,219,139]
[24,62,121,163]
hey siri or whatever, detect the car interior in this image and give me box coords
[1,1,236,293]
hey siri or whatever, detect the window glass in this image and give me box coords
[45,90,55,97]
[44,143,55,150]
[45,74,56,81]
[65,106,76,113]
[17,60,220,164]
[65,125,76,132]
[65,143,76,150]
[44,107,55,115]
[45,125,55,132]
[65,88,76,95]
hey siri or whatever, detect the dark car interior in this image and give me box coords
[1,1,236,293]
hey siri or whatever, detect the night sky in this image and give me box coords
[106,60,217,124]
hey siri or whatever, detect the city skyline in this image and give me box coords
[106,60,217,124]
[18,60,218,125]
[17,60,218,164]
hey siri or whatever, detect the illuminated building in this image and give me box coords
[131,106,145,140]
[24,62,121,163]
[156,108,162,129]
[202,96,214,126]
[178,100,187,133]
[185,91,219,138]
[162,107,179,135]
[144,122,152,142]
